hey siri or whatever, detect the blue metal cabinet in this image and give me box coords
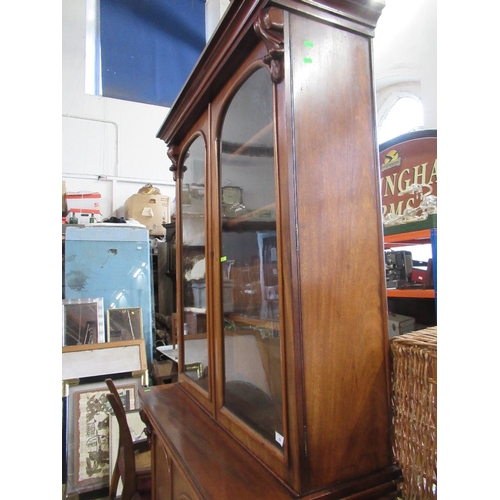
[64,225,154,365]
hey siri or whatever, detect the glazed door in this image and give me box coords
[179,134,210,395]
[217,66,284,449]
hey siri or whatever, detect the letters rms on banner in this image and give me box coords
[379,131,437,227]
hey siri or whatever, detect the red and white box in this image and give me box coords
[65,191,101,214]
[65,192,102,223]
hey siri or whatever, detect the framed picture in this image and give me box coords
[62,298,105,346]
[65,377,142,496]
[106,307,143,342]
[62,339,148,381]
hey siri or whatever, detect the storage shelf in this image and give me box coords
[225,121,273,160]
[185,333,207,340]
[387,289,435,299]
[222,202,276,231]
[384,229,436,300]
[384,229,432,247]
[384,228,435,295]
[226,313,277,331]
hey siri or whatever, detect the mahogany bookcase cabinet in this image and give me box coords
[139,1,403,498]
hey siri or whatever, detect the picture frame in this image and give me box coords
[62,339,147,381]
[62,297,105,346]
[65,377,142,496]
[106,307,143,342]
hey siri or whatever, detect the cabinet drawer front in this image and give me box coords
[153,434,172,500]
[172,465,201,500]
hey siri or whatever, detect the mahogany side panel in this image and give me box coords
[287,12,392,489]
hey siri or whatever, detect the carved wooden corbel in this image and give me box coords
[167,144,186,181]
[254,8,284,83]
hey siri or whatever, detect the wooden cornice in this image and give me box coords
[156,0,384,147]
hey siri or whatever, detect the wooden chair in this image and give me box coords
[105,378,152,500]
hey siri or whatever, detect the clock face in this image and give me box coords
[222,186,242,205]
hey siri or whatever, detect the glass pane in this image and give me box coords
[219,68,283,448]
[181,135,209,391]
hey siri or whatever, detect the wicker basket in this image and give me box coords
[390,326,437,499]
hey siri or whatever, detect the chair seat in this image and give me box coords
[135,449,151,475]
[135,451,152,498]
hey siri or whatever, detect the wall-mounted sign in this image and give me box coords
[379,130,437,228]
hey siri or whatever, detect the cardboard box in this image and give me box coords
[388,312,415,338]
[150,359,178,385]
[65,192,101,214]
[124,194,171,235]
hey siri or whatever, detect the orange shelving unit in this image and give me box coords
[384,228,436,299]
[384,228,432,247]
[387,288,435,299]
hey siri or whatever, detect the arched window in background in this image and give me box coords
[378,96,424,144]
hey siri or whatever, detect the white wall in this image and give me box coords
[62,0,176,219]
[62,0,437,219]
[373,0,437,131]
[205,0,231,41]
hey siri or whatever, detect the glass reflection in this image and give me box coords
[181,135,209,390]
[219,68,283,447]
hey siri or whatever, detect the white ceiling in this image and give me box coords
[373,0,437,90]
